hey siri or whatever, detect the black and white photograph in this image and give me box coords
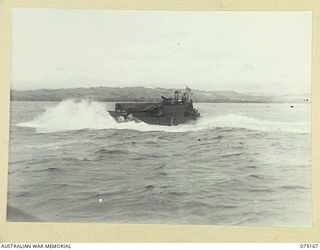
[7,8,311,227]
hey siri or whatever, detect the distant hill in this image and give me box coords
[10,86,310,103]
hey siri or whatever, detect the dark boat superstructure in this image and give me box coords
[108,88,200,126]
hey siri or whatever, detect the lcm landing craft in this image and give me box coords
[108,88,200,126]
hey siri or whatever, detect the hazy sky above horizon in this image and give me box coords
[12,9,311,94]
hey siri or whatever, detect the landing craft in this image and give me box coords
[108,87,200,126]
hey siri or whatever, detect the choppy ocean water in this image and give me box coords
[7,100,311,226]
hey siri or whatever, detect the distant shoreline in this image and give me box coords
[10,86,310,104]
[10,99,309,104]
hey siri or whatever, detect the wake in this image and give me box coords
[17,99,309,134]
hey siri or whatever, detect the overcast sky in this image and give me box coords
[12,9,311,94]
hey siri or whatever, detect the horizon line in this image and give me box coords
[10,85,311,96]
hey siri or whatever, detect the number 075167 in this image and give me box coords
[300,244,319,248]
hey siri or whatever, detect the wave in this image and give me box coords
[17,99,309,134]
[17,100,116,133]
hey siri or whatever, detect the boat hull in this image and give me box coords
[108,111,198,126]
[108,103,199,126]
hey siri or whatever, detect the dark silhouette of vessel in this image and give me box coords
[108,87,200,126]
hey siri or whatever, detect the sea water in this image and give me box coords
[7,100,311,226]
